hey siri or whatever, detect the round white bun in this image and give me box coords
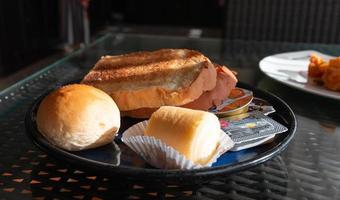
[36,84,120,151]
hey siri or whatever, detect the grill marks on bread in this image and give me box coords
[83,49,211,90]
[81,49,218,111]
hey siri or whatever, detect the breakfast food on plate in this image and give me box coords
[81,49,237,118]
[36,84,121,151]
[145,106,221,165]
[121,106,234,169]
[308,54,328,84]
[308,54,340,91]
[322,57,340,91]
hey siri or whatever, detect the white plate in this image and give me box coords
[259,50,340,100]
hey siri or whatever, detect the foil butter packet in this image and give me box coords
[219,111,288,145]
[209,88,253,117]
[230,134,275,151]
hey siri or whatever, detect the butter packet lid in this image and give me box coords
[121,121,234,170]
[248,97,276,115]
[220,111,288,144]
[209,88,253,117]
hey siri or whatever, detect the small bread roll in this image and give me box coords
[36,84,120,151]
[145,106,220,165]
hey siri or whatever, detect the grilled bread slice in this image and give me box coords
[122,65,238,118]
[81,49,217,111]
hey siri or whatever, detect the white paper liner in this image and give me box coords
[121,120,234,169]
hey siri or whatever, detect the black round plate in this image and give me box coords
[25,82,296,184]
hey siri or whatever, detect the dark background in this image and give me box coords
[0,1,59,77]
[0,0,339,78]
[0,0,224,77]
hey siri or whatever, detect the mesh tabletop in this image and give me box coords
[1,33,340,200]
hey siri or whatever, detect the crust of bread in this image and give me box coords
[121,108,157,119]
[82,49,217,111]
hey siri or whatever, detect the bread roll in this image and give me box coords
[145,106,220,165]
[36,84,120,151]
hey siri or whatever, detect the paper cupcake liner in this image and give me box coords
[121,121,234,169]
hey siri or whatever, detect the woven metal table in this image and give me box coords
[1,33,340,200]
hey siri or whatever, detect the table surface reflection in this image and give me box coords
[1,32,340,200]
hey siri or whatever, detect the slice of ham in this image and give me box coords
[182,65,237,111]
[122,65,238,118]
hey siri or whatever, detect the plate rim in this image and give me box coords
[25,82,297,180]
[259,50,340,100]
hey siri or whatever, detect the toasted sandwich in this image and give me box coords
[81,49,237,118]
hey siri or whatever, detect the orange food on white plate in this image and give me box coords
[307,54,340,92]
[322,57,340,91]
[308,54,328,84]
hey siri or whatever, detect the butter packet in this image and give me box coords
[121,121,234,169]
[220,111,288,144]
[230,134,275,151]
[209,88,253,117]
